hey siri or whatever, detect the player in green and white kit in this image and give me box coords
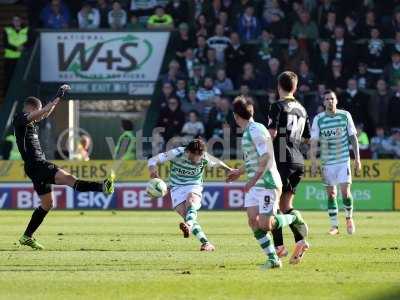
[148,139,232,251]
[227,96,308,269]
[310,90,361,235]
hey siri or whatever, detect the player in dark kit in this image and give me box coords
[13,85,115,250]
[267,71,310,264]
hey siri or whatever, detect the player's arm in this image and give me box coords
[147,148,182,178]
[226,165,245,182]
[267,103,280,140]
[205,153,233,172]
[347,112,361,173]
[310,116,320,176]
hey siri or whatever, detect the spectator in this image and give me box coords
[196,76,221,117]
[330,25,356,72]
[356,124,370,158]
[189,63,204,89]
[195,13,210,37]
[281,36,310,72]
[256,29,281,71]
[388,81,400,128]
[175,78,188,103]
[204,48,223,76]
[291,10,319,40]
[355,61,374,89]
[78,2,100,29]
[175,23,194,60]
[261,0,285,38]
[206,97,235,139]
[225,32,249,83]
[159,81,176,108]
[320,11,336,39]
[239,83,251,96]
[40,0,70,29]
[73,135,91,161]
[217,11,232,36]
[384,50,400,87]
[237,5,260,42]
[157,97,185,143]
[207,24,231,63]
[382,129,400,159]
[390,31,400,54]
[369,79,391,129]
[114,119,136,160]
[3,132,21,160]
[161,59,183,85]
[147,6,173,29]
[181,88,204,115]
[297,60,316,95]
[231,0,256,22]
[97,0,110,28]
[311,39,332,83]
[182,110,205,140]
[326,59,348,94]
[237,62,263,90]
[305,83,325,120]
[126,12,145,29]
[166,0,189,26]
[341,79,371,134]
[391,9,400,36]
[214,68,234,93]
[3,16,29,93]
[205,0,223,25]
[181,48,197,79]
[344,14,358,40]
[108,1,127,29]
[193,35,209,64]
[264,57,280,91]
[358,10,379,39]
[316,0,336,27]
[364,28,387,81]
[371,126,391,159]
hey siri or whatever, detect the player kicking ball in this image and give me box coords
[226,96,307,269]
[310,90,361,235]
[14,85,115,250]
[148,139,232,251]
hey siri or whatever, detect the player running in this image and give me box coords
[310,90,361,235]
[147,139,232,251]
[267,71,310,264]
[14,85,115,250]
[227,96,307,269]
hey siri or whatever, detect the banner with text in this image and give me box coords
[0,182,393,210]
[1,160,400,182]
[40,31,170,95]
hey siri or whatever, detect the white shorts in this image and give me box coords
[322,161,352,186]
[170,185,203,209]
[244,187,280,216]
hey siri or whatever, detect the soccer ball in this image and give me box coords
[146,178,168,198]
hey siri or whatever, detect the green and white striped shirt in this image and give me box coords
[311,110,357,166]
[242,120,282,189]
[148,147,218,187]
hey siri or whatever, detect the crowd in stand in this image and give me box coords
[5,0,400,159]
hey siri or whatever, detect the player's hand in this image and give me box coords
[311,161,318,177]
[244,179,256,193]
[226,169,241,182]
[354,159,361,174]
[149,166,159,179]
[56,84,71,99]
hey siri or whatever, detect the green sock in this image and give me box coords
[185,205,198,227]
[192,221,208,244]
[328,196,339,228]
[253,229,277,260]
[274,214,296,229]
[343,196,353,219]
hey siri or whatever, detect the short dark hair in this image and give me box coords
[24,97,42,109]
[323,89,335,96]
[121,119,133,131]
[233,96,254,120]
[185,138,206,155]
[278,71,298,92]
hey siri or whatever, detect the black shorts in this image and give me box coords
[277,163,304,194]
[24,161,59,196]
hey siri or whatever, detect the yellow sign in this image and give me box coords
[0,160,400,182]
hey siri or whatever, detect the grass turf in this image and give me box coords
[0,210,399,300]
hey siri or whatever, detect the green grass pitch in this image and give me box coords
[0,211,399,300]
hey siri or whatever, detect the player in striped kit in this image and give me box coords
[227,96,307,269]
[310,90,361,235]
[148,139,232,251]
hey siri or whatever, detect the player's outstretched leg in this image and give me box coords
[327,186,339,235]
[55,169,115,195]
[19,193,53,250]
[341,184,355,234]
[287,210,310,265]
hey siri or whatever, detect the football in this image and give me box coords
[146,178,168,198]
